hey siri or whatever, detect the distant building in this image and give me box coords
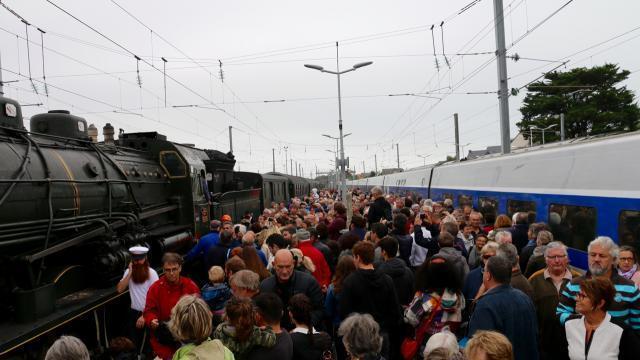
[381,168,403,175]
[467,146,501,160]
[510,132,530,150]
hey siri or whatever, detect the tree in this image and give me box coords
[517,64,640,143]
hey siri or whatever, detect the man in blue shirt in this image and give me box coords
[184,220,221,262]
[468,254,539,360]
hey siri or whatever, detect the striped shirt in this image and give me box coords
[557,271,640,331]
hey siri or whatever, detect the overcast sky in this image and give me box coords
[1,0,639,176]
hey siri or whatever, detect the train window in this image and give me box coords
[458,195,473,208]
[549,204,597,252]
[619,210,640,252]
[479,197,498,225]
[159,151,187,178]
[507,199,536,220]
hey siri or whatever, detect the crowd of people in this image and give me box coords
[44,186,640,360]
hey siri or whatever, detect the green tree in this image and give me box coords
[517,64,640,143]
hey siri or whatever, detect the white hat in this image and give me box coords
[129,246,149,259]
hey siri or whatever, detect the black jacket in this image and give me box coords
[204,243,233,271]
[259,270,324,330]
[367,197,392,225]
[391,230,413,267]
[519,241,536,272]
[290,331,333,360]
[377,258,415,305]
[339,267,402,333]
[510,224,529,253]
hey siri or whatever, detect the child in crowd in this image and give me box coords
[213,297,276,359]
[201,266,231,316]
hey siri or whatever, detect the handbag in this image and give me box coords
[401,295,442,360]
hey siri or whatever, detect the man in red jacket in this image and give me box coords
[296,229,331,289]
[143,252,200,359]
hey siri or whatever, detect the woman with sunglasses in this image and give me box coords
[564,277,640,360]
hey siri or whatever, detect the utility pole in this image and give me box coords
[374,154,378,175]
[362,160,365,174]
[284,147,288,174]
[290,159,293,176]
[272,148,276,172]
[396,143,400,169]
[454,113,460,161]
[493,0,511,154]
[560,113,566,141]
[228,126,233,154]
[1,50,5,95]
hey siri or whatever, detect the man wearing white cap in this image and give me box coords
[117,246,159,351]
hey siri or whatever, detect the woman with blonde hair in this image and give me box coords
[465,330,513,360]
[169,295,234,360]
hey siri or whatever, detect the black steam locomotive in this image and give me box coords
[0,95,318,355]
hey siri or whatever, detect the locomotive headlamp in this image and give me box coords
[5,103,17,117]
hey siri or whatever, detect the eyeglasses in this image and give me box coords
[164,267,180,273]
[545,255,567,260]
[619,257,635,263]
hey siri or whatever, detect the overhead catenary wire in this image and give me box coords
[1,66,218,142]
[378,0,524,145]
[0,24,230,136]
[108,0,283,144]
[42,0,283,148]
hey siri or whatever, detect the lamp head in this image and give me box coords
[353,61,373,69]
[304,64,324,71]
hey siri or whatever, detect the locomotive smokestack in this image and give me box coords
[88,124,98,143]
[103,123,114,144]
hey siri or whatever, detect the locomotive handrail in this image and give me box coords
[21,204,179,261]
[24,219,128,263]
[0,212,136,229]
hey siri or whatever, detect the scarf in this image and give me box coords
[619,264,638,280]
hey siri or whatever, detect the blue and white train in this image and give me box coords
[348,131,640,269]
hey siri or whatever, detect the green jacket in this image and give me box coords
[528,268,580,358]
[172,338,235,360]
[213,323,276,360]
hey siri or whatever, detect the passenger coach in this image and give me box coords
[349,132,640,269]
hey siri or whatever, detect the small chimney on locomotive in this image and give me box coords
[87,124,98,143]
[103,123,115,144]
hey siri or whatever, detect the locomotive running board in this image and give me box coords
[0,286,127,356]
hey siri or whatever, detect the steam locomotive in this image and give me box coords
[0,95,316,355]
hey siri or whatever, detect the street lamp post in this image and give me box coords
[305,42,372,201]
[529,124,558,145]
[417,154,432,167]
[540,124,557,144]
